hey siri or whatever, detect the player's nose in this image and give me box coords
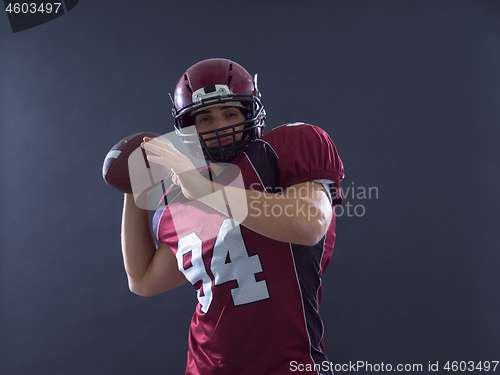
[213,116,227,130]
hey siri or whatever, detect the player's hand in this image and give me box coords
[141,137,212,200]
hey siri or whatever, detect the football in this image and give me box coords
[102,131,161,194]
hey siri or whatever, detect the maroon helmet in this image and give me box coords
[172,58,266,163]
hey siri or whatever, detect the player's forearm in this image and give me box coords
[121,194,157,287]
[199,184,331,246]
[244,188,330,245]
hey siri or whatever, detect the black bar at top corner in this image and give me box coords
[4,0,80,33]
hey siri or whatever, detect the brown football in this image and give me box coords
[102,132,160,194]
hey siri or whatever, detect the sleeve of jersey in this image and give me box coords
[273,124,345,205]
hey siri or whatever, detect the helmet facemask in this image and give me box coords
[173,86,265,163]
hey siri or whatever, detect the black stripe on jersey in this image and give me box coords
[241,139,281,193]
[290,239,332,374]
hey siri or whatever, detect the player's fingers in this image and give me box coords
[171,172,180,186]
[145,136,174,148]
[142,138,179,156]
[146,155,173,168]
[142,141,179,160]
[147,136,184,157]
[147,154,191,175]
[142,136,168,149]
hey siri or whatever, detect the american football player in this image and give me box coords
[121,58,344,375]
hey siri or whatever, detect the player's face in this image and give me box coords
[194,106,247,148]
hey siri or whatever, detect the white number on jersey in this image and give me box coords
[211,218,270,306]
[176,232,213,313]
[176,218,270,313]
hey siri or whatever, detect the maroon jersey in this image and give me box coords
[153,123,344,375]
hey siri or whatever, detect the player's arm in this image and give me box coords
[195,180,331,245]
[213,180,332,246]
[142,137,333,246]
[121,193,187,296]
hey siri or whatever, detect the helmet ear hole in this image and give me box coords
[181,114,195,127]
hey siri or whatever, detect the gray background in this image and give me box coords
[1,1,499,374]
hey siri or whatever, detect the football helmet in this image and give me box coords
[172,58,266,163]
